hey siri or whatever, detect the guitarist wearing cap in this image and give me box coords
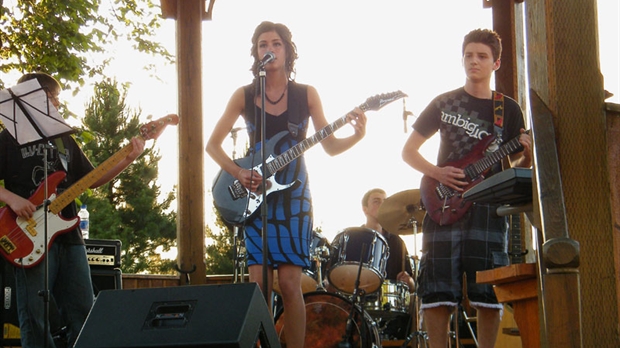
[0,72,147,348]
[402,29,531,348]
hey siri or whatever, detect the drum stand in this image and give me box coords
[229,129,248,284]
[339,244,370,348]
[448,305,479,348]
[313,243,330,292]
[401,222,429,348]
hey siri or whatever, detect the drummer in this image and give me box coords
[361,188,415,291]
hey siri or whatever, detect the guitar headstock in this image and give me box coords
[360,90,408,112]
[140,114,179,141]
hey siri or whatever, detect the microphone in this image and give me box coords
[402,99,413,133]
[259,51,275,67]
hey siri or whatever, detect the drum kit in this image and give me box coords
[268,189,429,348]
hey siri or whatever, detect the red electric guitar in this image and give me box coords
[420,131,527,226]
[0,114,178,268]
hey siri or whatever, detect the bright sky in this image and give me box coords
[77,0,620,256]
[4,0,618,257]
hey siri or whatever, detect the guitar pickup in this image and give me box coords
[25,218,38,236]
[228,180,248,200]
[0,235,17,254]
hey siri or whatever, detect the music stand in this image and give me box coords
[0,78,77,348]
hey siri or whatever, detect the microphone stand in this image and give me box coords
[258,63,269,302]
[40,142,52,348]
[339,243,368,348]
[402,98,413,133]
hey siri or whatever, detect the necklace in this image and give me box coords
[265,85,287,105]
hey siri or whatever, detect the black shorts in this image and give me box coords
[417,204,508,310]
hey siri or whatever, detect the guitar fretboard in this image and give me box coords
[464,135,524,180]
[48,142,136,214]
[509,214,524,264]
[264,97,378,177]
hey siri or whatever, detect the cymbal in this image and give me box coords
[378,189,426,235]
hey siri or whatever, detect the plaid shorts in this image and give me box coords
[417,204,508,310]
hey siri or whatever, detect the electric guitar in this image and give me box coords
[213,91,407,224]
[0,114,179,268]
[420,131,527,226]
[508,213,527,264]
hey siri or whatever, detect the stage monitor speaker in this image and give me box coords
[90,267,122,296]
[74,283,281,348]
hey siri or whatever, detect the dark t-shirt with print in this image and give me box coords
[413,87,524,175]
[0,130,94,244]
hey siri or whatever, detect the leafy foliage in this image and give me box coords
[79,79,177,274]
[0,0,173,92]
[205,210,236,275]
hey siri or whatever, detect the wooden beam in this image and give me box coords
[529,90,583,348]
[159,0,208,285]
[491,0,527,107]
[526,0,618,346]
[160,0,176,19]
[161,0,215,20]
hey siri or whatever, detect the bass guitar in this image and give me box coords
[213,91,407,224]
[420,131,527,226]
[0,115,179,268]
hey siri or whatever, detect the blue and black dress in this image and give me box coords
[241,81,313,270]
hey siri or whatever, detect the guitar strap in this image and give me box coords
[493,91,511,171]
[493,91,504,141]
[286,81,309,139]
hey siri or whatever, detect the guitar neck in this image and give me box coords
[509,214,524,264]
[464,135,524,180]
[260,91,405,177]
[265,109,360,176]
[48,142,136,215]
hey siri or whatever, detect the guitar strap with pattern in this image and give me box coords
[493,91,504,141]
[493,91,509,171]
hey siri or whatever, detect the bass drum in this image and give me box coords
[274,291,380,348]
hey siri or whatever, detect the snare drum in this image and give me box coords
[274,291,380,348]
[273,231,330,294]
[328,227,388,295]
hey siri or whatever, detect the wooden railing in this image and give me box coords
[121,273,248,289]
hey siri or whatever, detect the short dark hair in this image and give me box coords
[362,188,386,207]
[250,21,298,80]
[462,29,502,62]
[17,72,61,95]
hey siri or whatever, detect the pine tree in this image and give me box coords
[205,211,237,275]
[79,79,177,274]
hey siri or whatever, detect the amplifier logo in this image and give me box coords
[86,247,105,254]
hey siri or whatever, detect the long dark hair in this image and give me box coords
[250,21,298,80]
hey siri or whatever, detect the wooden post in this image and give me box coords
[526,0,618,346]
[529,91,583,347]
[160,0,213,285]
[490,0,527,107]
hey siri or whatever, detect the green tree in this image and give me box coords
[80,79,177,274]
[0,0,173,92]
[205,211,236,275]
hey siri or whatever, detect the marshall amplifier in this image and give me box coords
[85,239,121,268]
